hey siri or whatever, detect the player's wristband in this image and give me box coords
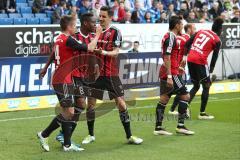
[95,64,99,68]
[182,55,187,61]
[167,75,172,79]
[102,50,107,55]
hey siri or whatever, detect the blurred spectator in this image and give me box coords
[199,11,210,23]
[128,41,140,53]
[138,0,152,10]
[133,0,145,22]
[231,10,240,22]
[52,1,68,24]
[149,1,161,20]
[0,0,16,13]
[155,11,168,23]
[209,1,223,19]
[76,0,83,9]
[32,0,47,13]
[142,11,152,23]
[92,2,101,18]
[187,11,199,23]
[235,0,240,9]
[120,10,132,23]
[79,0,92,16]
[166,3,176,19]
[131,10,141,23]
[124,0,134,11]
[220,11,231,22]
[179,1,189,20]
[112,0,126,22]
[92,0,106,8]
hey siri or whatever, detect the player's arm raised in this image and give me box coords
[209,41,221,73]
[66,25,102,52]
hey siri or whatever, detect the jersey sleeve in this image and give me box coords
[112,29,122,48]
[165,33,176,55]
[184,33,197,55]
[66,36,88,52]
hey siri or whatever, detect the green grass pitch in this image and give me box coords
[0,92,239,160]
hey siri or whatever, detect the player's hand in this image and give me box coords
[95,25,103,36]
[39,68,47,79]
[94,64,100,80]
[94,48,102,54]
[167,78,173,88]
[179,67,185,74]
[180,56,187,68]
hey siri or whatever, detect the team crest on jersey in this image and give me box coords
[105,32,111,38]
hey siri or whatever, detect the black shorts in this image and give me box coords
[160,75,188,97]
[188,62,211,84]
[73,77,89,99]
[53,84,75,108]
[88,76,124,100]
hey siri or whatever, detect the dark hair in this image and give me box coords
[59,1,66,7]
[131,11,140,23]
[212,17,224,36]
[100,6,113,17]
[60,15,75,31]
[134,41,139,44]
[80,13,94,25]
[169,16,182,30]
[184,23,192,33]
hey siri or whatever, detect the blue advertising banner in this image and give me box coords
[0,52,162,99]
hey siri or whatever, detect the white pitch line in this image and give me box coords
[0,97,239,123]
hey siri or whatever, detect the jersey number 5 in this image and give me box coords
[194,33,210,50]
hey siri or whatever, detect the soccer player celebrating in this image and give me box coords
[185,17,223,120]
[54,13,101,145]
[37,15,102,152]
[81,6,143,144]
[154,16,194,136]
[168,23,196,116]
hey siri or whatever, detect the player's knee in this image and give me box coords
[202,82,211,90]
[193,83,200,90]
[76,98,86,108]
[180,94,190,101]
[115,97,127,111]
[160,95,170,104]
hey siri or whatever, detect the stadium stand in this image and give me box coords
[27,18,40,24]
[22,13,34,18]
[13,18,26,24]
[0,18,13,25]
[39,17,51,24]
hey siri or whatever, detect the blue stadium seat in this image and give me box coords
[20,7,32,13]
[45,11,54,17]
[0,18,13,25]
[14,18,26,24]
[0,14,8,18]
[27,18,39,24]
[22,13,34,18]
[16,0,27,3]
[35,13,47,18]
[16,3,28,7]
[39,18,51,24]
[9,13,22,18]
[28,1,33,7]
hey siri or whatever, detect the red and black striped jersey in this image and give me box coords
[160,32,180,79]
[177,33,190,64]
[52,33,87,84]
[71,31,95,78]
[96,25,122,77]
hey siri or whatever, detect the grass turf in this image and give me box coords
[0,92,239,160]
